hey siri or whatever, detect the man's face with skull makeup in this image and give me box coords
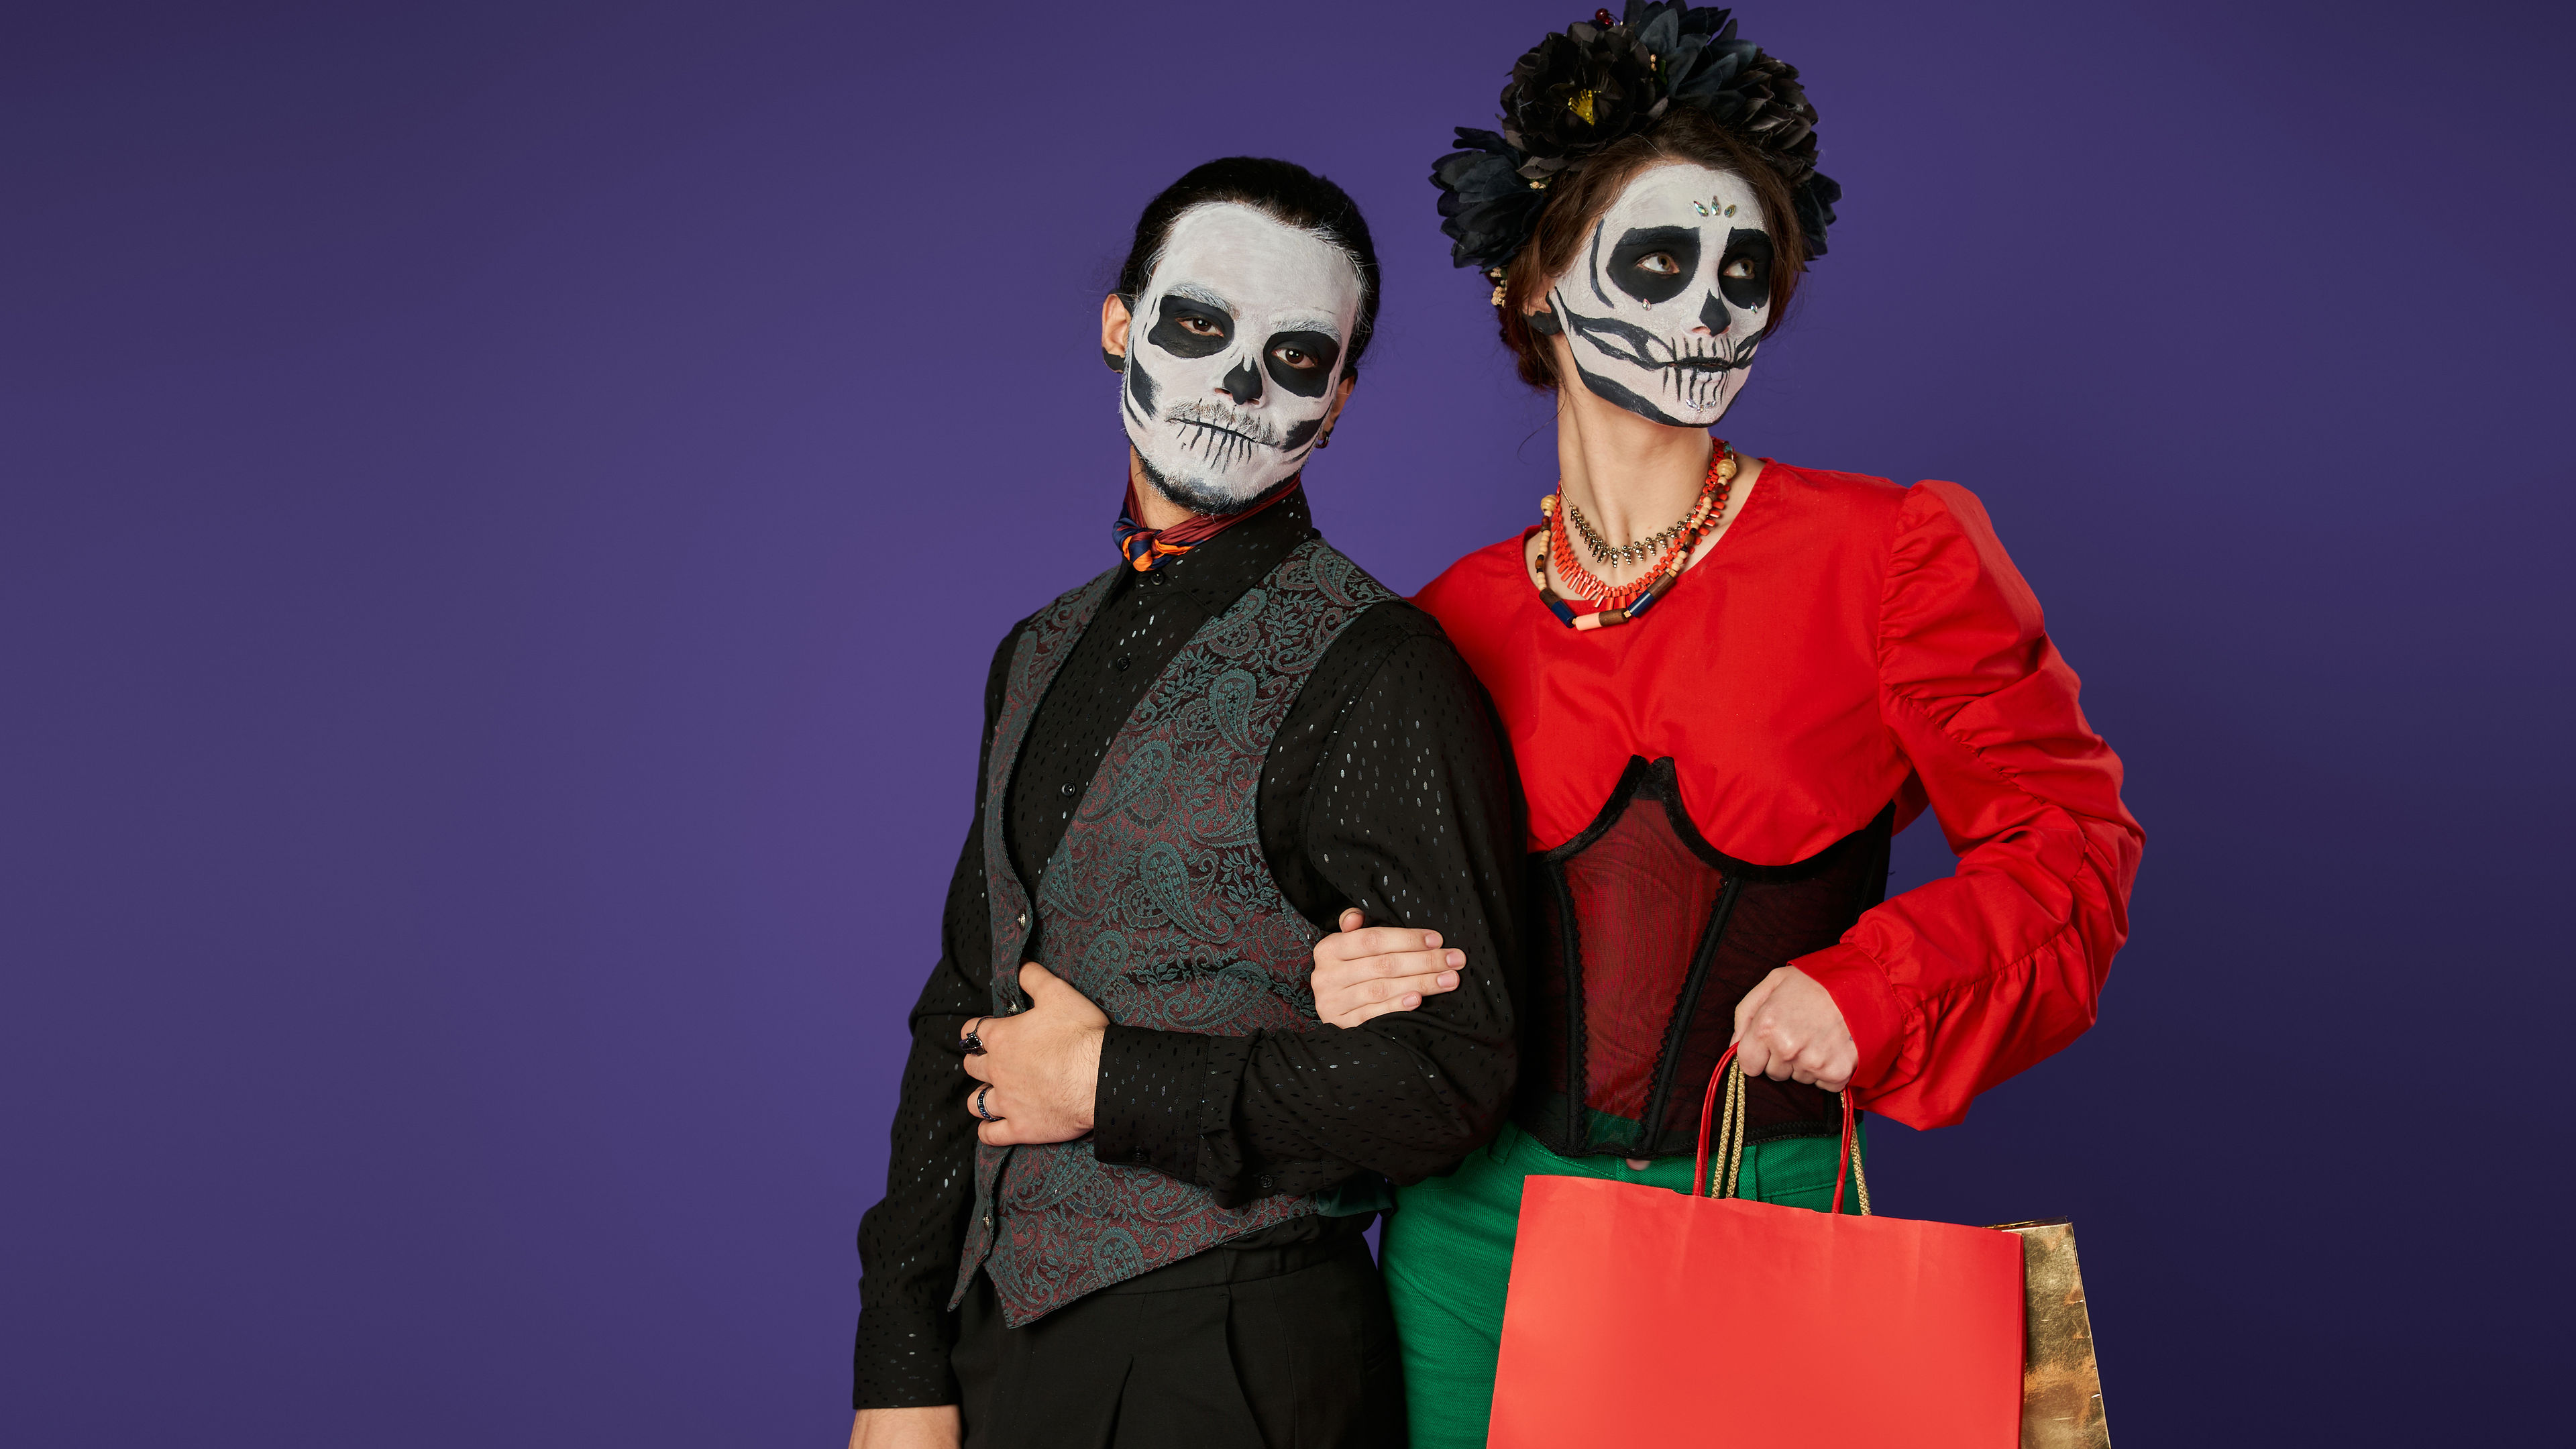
[1538,163,1774,429]
[1118,203,1363,513]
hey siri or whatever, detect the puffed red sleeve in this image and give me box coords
[1791,479,2143,1130]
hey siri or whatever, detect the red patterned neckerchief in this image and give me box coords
[1114,477,1302,572]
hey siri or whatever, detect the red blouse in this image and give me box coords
[1415,462,2143,1130]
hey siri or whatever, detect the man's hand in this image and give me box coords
[961,962,1108,1146]
[1731,965,1860,1094]
[847,1405,959,1449]
[1310,908,1464,1028]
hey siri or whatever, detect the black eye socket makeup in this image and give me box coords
[1263,329,1342,396]
[1609,225,1702,306]
[1149,294,1233,358]
[1717,229,1774,311]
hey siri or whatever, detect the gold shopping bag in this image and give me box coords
[1989,1219,2112,1448]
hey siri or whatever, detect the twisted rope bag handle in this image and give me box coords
[1693,1043,1872,1216]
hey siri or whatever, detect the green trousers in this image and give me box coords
[1380,1120,1864,1449]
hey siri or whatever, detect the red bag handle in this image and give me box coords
[1692,1043,1870,1215]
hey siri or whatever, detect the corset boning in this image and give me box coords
[1521,756,1894,1159]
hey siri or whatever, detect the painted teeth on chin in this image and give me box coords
[1178,421,1228,466]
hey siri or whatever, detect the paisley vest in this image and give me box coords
[949,537,1397,1327]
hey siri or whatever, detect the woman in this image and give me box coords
[1307,7,2144,1444]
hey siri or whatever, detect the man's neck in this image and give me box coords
[1126,449,1195,531]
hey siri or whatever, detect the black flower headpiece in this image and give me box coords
[1432,3,1841,278]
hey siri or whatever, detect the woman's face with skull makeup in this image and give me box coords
[1537,162,1773,429]
[1116,203,1364,513]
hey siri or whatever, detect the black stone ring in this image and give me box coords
[972,1083,1004,1122]
[959,1018,986,1055]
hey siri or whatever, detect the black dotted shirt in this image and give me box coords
[852,490,1525,1409]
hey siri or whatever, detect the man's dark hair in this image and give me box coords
[1115,156,1381,378]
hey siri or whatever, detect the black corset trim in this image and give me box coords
[1543,755,1887,883]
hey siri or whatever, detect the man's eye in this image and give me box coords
[1722,257,1756,279]
[1274,347,1313,368]
[1636,253,1678,275]
[1180,316,1221,334]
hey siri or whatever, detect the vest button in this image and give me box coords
[1059,781,1079,798]
[1112,654,1132,671]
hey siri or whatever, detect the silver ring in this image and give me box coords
[972,1083,1003,1122]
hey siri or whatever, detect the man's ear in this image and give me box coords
[1100,294,1132,372]
[1320,372,1357,431]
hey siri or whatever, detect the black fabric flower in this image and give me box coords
[1432,129,1550,275]
[1499,24,1664,176]
[1430,2,1843,273]
[1794,170,1842,257]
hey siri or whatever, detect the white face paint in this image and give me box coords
[1540,164,1774,428]
[1119,203,1364,513]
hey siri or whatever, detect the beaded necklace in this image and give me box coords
[1564,496,1697,569]
[1530,441,1736,631]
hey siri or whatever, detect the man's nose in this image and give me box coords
[1221,359,1263,406]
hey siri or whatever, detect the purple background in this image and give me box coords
[7,1,2569,1443]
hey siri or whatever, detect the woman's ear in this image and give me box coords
[1525,302,1562,337]
[1100,294,1132,373]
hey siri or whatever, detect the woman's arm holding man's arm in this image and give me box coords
[1089,617,1527,1200]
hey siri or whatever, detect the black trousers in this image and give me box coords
[953,1226,1406,1449]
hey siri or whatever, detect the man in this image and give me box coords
[847,157,1524,1449]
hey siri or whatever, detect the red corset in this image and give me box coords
[1527,757,1891,1157]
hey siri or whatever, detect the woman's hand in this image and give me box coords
[1310,908,1463,1028]
[1731,965,1859,1094]
[847,1405,959,1449]
[961,962,1106,1145]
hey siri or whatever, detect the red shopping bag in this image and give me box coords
[1488,1047,2024,1447]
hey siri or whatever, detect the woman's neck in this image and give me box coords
[1537,341,1766,597]
[1553,382,1713,545]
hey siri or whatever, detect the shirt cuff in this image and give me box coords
[1090,1024,1212,1179]
[1792,943,1907,1095]
[850,1315,962,1409]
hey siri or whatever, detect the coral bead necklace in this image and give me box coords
[1531,439,1737,631]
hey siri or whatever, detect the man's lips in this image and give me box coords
[1173,415,1276,447]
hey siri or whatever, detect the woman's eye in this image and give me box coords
[1722,257,1756,279]
[1637,254,1678,275]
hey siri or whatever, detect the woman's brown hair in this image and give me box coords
[1498,107,1807,392]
